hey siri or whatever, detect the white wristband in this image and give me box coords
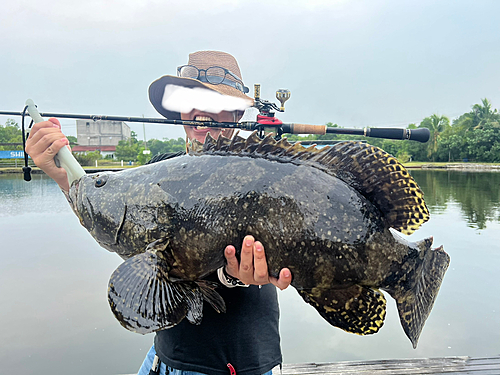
[217,267,249,288]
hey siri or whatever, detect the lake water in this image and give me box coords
[1,171,499,375]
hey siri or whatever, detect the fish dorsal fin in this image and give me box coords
[312,141,429,234]
[188,132,429,234]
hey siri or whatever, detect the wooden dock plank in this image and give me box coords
[275,356,500,374]
[121,356,500,375]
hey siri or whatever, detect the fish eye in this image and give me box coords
[94,175,108,188]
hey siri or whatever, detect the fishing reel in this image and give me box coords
[252,84,290,139]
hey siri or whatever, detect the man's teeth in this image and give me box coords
[194,116,214,130]
[195,116,214,122]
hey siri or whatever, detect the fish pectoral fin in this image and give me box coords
[108,251,205,334]
[298,285,386,336]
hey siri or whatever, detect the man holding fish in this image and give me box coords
[26,51,292,375]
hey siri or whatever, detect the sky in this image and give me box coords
[1,0,499,142]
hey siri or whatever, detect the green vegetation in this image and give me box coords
[74,150,102,166]
[114,132,185,164]
[148,137,186,156]
[290,98,500,163]
[67,135,78,144]
[114,131,141,162]
[0,119,22,150]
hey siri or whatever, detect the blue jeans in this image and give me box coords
[137,345,274,375]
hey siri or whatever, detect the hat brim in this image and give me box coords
[149,75,253,120]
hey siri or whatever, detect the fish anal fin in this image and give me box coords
[185,288,203,325]
[196,280,226,314]
[108,251,206,334]
[298,285,387,336]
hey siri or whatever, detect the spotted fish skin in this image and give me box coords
[67,133,449,348]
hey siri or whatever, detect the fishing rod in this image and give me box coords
[1,86,430,183]
[1,84,430,143]
[0,108,430,143]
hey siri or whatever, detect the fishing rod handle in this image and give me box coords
[25,99,86,185]
[405,128,430,143]
[286,123,327,135]
[366,127,430,143]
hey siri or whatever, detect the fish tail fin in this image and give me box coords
[388,238,450,348]
[108,251,225,334]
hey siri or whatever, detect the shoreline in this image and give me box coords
[2,163,500,175]
[405,163,500,171]
[0,167,126,174]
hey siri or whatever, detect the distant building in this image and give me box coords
[72,120,131,158]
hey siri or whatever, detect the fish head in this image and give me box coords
[68,171,128,248]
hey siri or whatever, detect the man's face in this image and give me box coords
[181,109,240,144]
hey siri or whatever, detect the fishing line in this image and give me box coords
[21,105,33,181]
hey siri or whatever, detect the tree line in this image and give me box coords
[0,119,22,149]
[0,119,77,151]
[288,98,499,163]
[2,98,498,164]
[113,132,185,164]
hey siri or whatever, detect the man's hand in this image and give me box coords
[25,118,70,192]
[224,235,292,290]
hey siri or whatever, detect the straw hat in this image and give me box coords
[149,51,253,119]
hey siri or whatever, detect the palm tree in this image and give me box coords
[472,98,500,129]
[420,114,450,161]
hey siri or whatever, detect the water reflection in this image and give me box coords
[411,170,500,229]
[0,174,68,216]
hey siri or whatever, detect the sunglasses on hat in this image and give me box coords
[177,65,250,94]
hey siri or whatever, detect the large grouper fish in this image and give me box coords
[66,132,450,348]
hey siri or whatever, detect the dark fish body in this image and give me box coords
[68,133,450,348]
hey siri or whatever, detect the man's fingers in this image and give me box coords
[224,245,239,278]
[28,132,67,163]
[253,241,269,282]
[27,120,61,140]
[223,236,292,288]
[27,126,65,155]
[270,268,292,290]
[239,235,255,276]
[46,137,70,158]
[48,118,61,127]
